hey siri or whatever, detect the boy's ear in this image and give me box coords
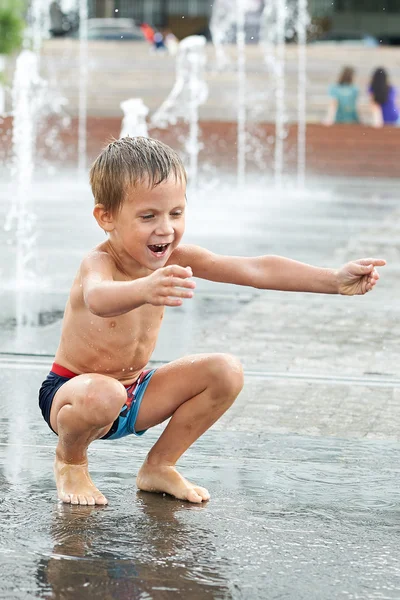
[93,204,115,232]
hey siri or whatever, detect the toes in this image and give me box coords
[94,494,108,506]
[86,496,96,506]
[193,486,210,501]
[186,489,203,503]
[70,495,79,505]
[78,495,88,506]
[60,494,71,504]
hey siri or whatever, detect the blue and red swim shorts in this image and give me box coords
[38,363,156,440]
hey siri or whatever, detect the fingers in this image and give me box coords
[165,264,193,278]
[365,268,381,292]
[164,297,184,307]
[164,286,194,299]
[355,258,386,267]
[169,276,196,290]
[152,264,195,307]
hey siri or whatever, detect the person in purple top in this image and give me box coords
[369,67,400,127]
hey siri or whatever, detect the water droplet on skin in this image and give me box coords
[122,368,125,372]
[129,367,133,371]
[90,321,93,325]
[98,329,102,332]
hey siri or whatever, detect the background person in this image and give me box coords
[369,67,400,128]
[324,66,360,126]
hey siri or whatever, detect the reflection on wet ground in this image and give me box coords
[1,175,400,598]
[2,427,400,600]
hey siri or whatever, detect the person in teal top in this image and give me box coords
[324,66,360,126]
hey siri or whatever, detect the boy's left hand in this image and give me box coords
[337,258,386,296]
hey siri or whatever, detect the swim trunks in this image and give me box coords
[38,363,156,440]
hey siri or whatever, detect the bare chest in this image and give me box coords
[59,302,165,377]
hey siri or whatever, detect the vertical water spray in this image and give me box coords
[78,0,88,174]
[151,36,208,191]
[209,0,235,70]
[297,0,308,188]
[236,0,246,187]
[274,0,286,189]
[186,42,202,189]
[5,51,43,326]
[31,0,44,55]
[120,99,149,138]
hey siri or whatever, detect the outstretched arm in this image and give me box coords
[82,251,195,317]
[171,245,385,296]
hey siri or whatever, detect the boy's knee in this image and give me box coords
[209,353,244,400]
[81,376,127,427]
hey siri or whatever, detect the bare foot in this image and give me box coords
[54,458,108,506]
[136,462,210,503]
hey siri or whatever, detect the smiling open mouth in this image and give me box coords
[147,243,170,255]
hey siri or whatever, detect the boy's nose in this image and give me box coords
[155,219,174,235]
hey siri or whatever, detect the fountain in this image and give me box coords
[78,0,88,174]
[3,0,71,329]
[4,50,44,327]
[120,98,149,138]
[297,0,309,188]
[151,35,208,191]
[211,0,309,187]
[236,0,246,187]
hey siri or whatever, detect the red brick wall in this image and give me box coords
[1,116,398,179]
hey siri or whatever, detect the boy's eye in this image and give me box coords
[141,214,154,220]
[171,211,183,217]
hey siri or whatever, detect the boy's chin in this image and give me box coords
[144,255,170,271]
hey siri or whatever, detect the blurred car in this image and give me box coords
[311,31,379,47]
[73,18,146,41]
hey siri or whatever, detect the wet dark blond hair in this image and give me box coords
[89,136,187,214]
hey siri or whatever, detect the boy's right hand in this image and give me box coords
[143,265,196,307]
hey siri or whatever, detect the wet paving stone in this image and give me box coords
[1,175,400,598]
[1,428,400,600]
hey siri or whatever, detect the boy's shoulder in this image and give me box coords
[169,243,208,265]
[80,243,117,275]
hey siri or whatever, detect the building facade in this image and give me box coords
[88,0,400,40]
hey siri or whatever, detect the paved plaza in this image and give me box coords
[1,170,400,598]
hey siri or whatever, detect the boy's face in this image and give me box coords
[109,176,186,271]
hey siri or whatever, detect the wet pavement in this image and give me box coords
[1,172,400,598]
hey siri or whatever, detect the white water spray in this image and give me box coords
[209,0,236,70]
[78,0,88,174]
[151,35,208,190]
[236,0,246,187]
[297,0,308,188]
[120,98,149,138]
[5,51,44,326]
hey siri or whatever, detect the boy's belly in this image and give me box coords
[55,334,159,384]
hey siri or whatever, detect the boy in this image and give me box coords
[39,137,385,506]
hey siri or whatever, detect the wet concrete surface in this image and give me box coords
[2,367,400,600]
[1,172,400,598]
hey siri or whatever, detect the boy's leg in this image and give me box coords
[49,374,128,506]
[135,353,244,503]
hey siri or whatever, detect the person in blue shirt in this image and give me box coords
[324,66,360,126]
